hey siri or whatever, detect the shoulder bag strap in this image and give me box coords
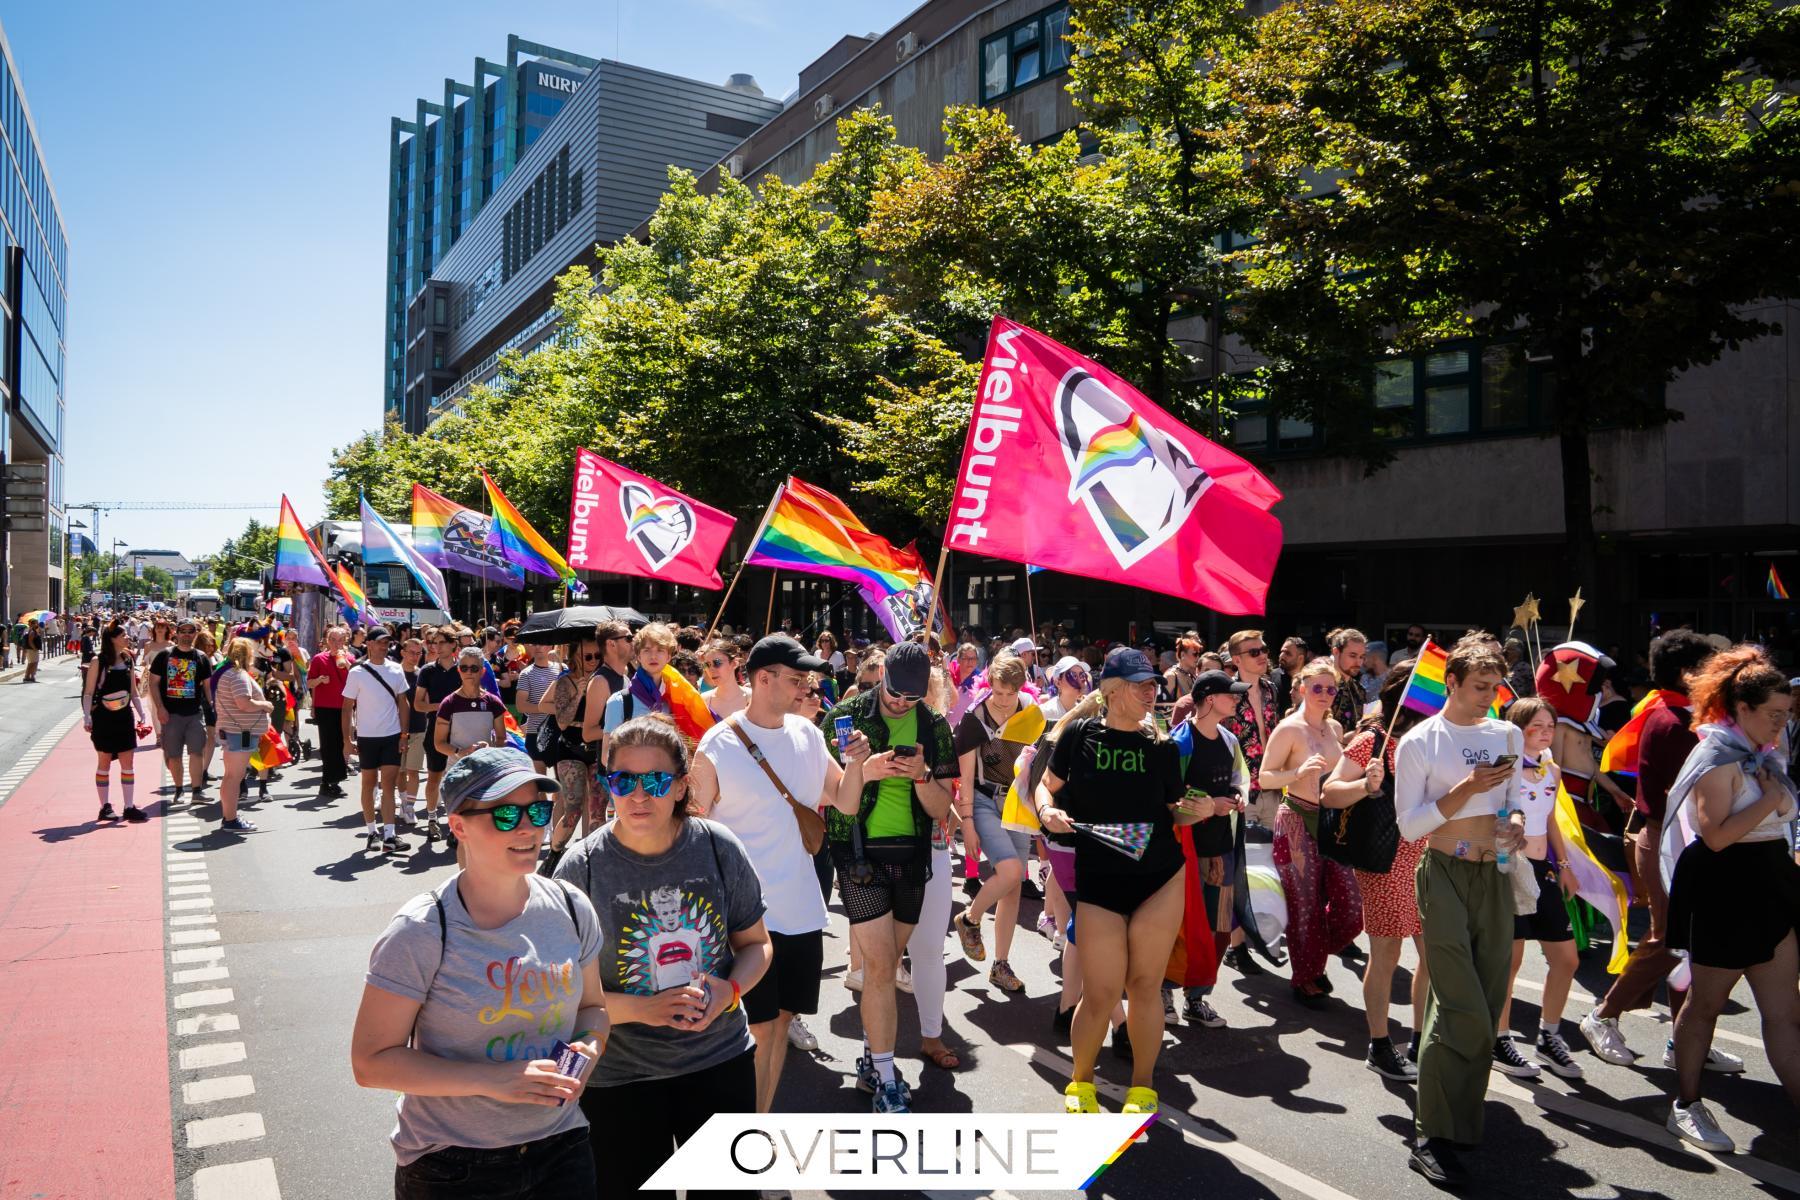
[726,715,814,823]
[356,660,404,722]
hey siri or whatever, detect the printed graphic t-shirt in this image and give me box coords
[438,690,508,751]
[1047,717,1184,880]
[151,648,212,716]
[554,818,765,1086]
[364,874,602,1165]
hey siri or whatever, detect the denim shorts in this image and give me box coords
[221,728,260,754]
[971,790,1032,866]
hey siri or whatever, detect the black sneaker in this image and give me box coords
[1492,1035,1542,1079]
[1535,1029,1584,1080]
[1291,987,1330,1011]
[122,806,148,823]
[425,817,441,843]
[257,782,269,800]
[1367,1039,1418,1081]
[97,803,119,822]
[1406,1039,1419,1065]
[1184,996,1227,1028]
[1110,1023,1133,1060]
[383,835,411,855]
[1052,1006,1073,1037]
[170,785,184,803]
[366,830,382,853]
[220,817,256,832]
[1408,1140,1469,1188]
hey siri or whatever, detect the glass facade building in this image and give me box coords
[385,35,597,430]
[0,20,69,615]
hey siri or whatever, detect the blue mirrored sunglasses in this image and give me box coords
[606,770,676,799]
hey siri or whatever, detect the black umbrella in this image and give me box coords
[513,605,650,644]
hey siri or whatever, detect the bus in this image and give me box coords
[179,588,223,619]
[221,579,263,618]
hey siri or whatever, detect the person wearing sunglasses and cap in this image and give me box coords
[554,717,773,1200]
[818,640,956,1114]
[1258,658,1363,1010]
[352,746,609,1199]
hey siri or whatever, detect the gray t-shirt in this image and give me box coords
[553,818,765,1086]
[365,873,603,1165]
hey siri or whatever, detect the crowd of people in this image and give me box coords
[62,599,1796,1196]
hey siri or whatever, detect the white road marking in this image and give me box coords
[174,988,235,1009]
[170,929,221,945]
[185,1112,266,1148]
[171,946,225,964]
[179,1042,248,1070]
[169,897,214,911]
[170,914,217,926]
[176,1013,240,1036]
[191,1156,280,1199]
[168,884,212,895]
[182,1075,256,1105]
[173,966,230,985]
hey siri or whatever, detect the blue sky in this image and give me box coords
[2,0,916,560]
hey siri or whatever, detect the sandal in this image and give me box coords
[921,1042,963,1070]
[954,910,986,962]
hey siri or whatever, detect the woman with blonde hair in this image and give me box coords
[1260,657,1362,1008]
[212,636,272,833]
[1035,647,1214,1117]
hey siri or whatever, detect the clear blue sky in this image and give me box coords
[2,0,915,561]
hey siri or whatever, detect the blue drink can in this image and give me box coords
[834,713,854,751]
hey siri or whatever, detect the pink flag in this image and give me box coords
[566,448,737,589]
[944,317,1284,614]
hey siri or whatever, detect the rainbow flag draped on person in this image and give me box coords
[481,471,578,589]
[1598,689,1672,778]
[1398,640,1450,714]
[1553,781,1634,973]
[275,495,332,587]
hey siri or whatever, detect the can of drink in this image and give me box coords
[834,713,854,751]
[551,1039,592,1107]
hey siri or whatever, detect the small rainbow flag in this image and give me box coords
[1770,564,1791,600]
[660,664,716,742]
[502,709,528,753]
[333,565,379,627]
[1399,640,1450,715]
[250,727,293,773]
[743,478,918,596]
[1599,689,1671,778]
[1071,412,1155,493]
[482,471,576,586]
[275,495,332,587]
[1487,681,1517,719]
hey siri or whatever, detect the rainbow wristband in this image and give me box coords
[725,980,742,1013]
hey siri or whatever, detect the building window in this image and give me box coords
[980,3,1072,103]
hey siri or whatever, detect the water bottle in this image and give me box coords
[1495,805,1512,871]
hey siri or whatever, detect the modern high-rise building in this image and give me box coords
[385,35,600,432]
[0,20,69,618]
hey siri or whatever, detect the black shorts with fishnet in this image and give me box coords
[830,838,929,926]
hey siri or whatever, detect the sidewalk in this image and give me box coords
[0,720,174,1199]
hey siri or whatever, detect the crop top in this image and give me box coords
[1393,712,1523,842]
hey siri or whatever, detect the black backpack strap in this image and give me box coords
[410,880,453,1049]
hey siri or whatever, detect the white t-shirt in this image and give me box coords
[1394,712,1522,841]
[697,713,832,935]
[341,659,410,738]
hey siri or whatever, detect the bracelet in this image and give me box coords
[725,980,741,1013]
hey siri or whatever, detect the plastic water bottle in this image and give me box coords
[1495,805,1512,871]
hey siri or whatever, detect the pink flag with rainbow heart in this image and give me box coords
[566,447,736,589]
[944,317,1284,614]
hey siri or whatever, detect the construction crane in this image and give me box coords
[67,501,268,511]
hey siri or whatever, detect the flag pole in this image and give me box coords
[1025,566,1038,644]
[764,572,778,635]
[707,483,784,640]
[923,541,952,645]
[1379,639,1432,755]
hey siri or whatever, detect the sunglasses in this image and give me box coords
[883,684,923,704]
[607,635,632,643]
[458,664,483,673]
[462,798,554,831]
[606,770,677,798]
[801,686,822,698]
[1307,682,1340,696]
[706,658,731,670]
[581,652,600,662]
[1239,646,1268,657]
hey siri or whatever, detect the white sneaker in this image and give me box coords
[844,969,864,993]
[1667,1100,1735,1152]
[787,1015,818,1051]
[1579,1009,1637,1065]
[896,964,914,994]
[1663,1040,1746,1074]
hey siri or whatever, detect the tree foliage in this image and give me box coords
[206,519,280,586]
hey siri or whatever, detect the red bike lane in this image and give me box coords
[0,724,174,1200]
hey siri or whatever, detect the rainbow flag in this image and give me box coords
[249,727,292,772]
[1552,781,1634,973]
[1487,681,1517,719]
[275,495,332,587]
[1770,564,1791,600]
[629,666,664,712]
[1399,640,1450,715]
[743,477,918,596]
[482,471,576,586]
[360,491,447,610]
[1599,689,1671,778]
[660,664,716,742]
[411,483,524,589]
[333,565,379,627]
[502,709,528,753]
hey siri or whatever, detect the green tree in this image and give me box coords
[209,519,280,585]
[1223,0,1800,590]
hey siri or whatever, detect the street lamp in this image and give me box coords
[110,539,127,605]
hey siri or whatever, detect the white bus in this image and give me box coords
[179,588,223,619]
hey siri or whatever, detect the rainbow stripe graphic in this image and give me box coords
[743,478,918,595]
[275,495,332,587]
[1078,1114,1160,1189]
[482,471,575,585]
[1071,412,1155,493]
[626,500,685,539]
[502,710,528,754]
[1399,640,1450,715]
[1770,564,1791,600]
[1487,682,1517,719]
[409,484,460,561]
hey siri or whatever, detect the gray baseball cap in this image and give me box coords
[441,746,559,814]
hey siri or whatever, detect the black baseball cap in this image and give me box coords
[884,640,932,698]
[1190,669,1250,702]
[745,634,829,676]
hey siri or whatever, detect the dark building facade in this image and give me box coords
[385,35,600,431]
[0,20,68,618]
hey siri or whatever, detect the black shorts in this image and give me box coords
[424,717,448,773]
[357,734,403,770]
[1076,862,1183,918]
[744,928,824,1023]
[1513,857,1575,942]
[830,839,929,926]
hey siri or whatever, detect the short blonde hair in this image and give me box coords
[987,652,1027,690]
[226,637,255,671]
[635,622,678,653]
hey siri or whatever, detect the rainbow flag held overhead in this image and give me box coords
[1399,640,1451,715]
[1770,564,1791,601]
[744,477,918,597]
[275,495,333,587]
[482,471,577,587]
[1599,689,1672,778]
[1552,781,1634,973]
[333,564,380,627]
[411,483,525,589]
[502,710,528,754]
[360,491,448,611]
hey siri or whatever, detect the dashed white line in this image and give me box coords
[191,1157,280,1200]
[171,947,224,964]
[174,988,234,1009]
[173,965,230,985]
[168,884,212,895]
[176,1013,239,1036]
[170,914,217,926]
[182,1075,256,1105]
[185,1112,266,1148]
[170,930,221,945]
[179,1042,248,1070]
[169,898,214,911]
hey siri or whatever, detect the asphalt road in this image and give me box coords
[3,667,1795,1199]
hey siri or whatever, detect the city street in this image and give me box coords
[0,669,1795,1199]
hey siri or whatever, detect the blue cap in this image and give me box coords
[441,746,559,815]
[1101,646,1158,684]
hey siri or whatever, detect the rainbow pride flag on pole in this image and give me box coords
[275,495,332,587]
[333,564,380,626]
[744,478,918,595]
[481,471,577,588]
[360,491,448,611]
[1770,564,1791,600]
[1398,640,1450,715]
[1599,689,1672,778]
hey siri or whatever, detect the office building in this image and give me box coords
[0,20,69,618]
[404,60,782,432]
[385,35,600,431]
[686,0,1796,654]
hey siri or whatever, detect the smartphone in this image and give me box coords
[1490,754,1518,770]
[893,744,919,758]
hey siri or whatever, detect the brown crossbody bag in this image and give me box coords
[726,715,827,855]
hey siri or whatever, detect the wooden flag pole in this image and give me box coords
[923,541,952,645]
[764,572,779,634]
[1025,567,1038,644]
[1379,639,1433,755]
[707,484,785,640]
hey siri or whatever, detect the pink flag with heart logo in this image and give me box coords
[567,448,737,589]
[944,317,1285,614]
